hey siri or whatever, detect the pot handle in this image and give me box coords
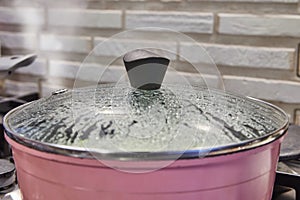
[0,54,37,78]
[123,49,170,90]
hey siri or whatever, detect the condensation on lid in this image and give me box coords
[3,84,288,159]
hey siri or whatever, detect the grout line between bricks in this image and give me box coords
[296,42,300,77]
[176,40,180,61]
[213,12,219,35]
[121,9,126,30]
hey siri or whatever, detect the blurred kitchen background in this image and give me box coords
[0,0,299,124]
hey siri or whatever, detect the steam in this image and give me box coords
[4,2,224,94]
[15,4,88,62]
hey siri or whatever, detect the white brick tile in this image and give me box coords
[17,58,47,76]
[126,11,214,34]
[40,34,91,53]
[105,0,146,1]
[161,0,182,2]
[0,31,37,49]
[49,60,125,82]
[49,60,80,79]
[164,72,221,89]
[94,37,177,60]
[48,9,122,29]
[218,13,300,37]
[180,43,295,70]
[78,63,125,83]
[0,7,44,26]
[223,76,300,103]
[5,80,39,96]
[188,0,297,2]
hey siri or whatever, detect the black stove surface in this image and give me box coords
[274,125,300,200]
[0,92,39,199]
[0,159,15,194]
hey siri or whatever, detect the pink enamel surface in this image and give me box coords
[6,135,283,200]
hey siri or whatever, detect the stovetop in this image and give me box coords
[274,161,300,200]
[0,92,299,200]
[0,92,40,200]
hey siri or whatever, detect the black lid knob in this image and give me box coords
[123,49,170,90]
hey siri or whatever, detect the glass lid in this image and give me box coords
[4,83,288,159]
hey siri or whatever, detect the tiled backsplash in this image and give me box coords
[0,0,300,122]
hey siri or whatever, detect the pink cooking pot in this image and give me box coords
[3,49,289,200]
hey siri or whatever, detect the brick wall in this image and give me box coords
[0,0,300,122]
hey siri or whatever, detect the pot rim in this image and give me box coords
[3,93,289,161]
